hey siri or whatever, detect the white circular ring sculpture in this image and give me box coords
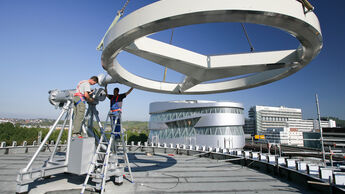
[99,0,322,94]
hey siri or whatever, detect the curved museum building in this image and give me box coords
[148,100,245,149]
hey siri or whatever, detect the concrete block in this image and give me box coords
[195,145,199,150]
[297,161,307,171]
[236,150,243,156]
[244,151,251,158]
[131,141,134,146]
[222,148,228,154]
[170,143,174,148]
[202,146,206,151]
[215,148,220,153]
[286,159,297,168]
[320,168,333,181]
[188,145,193,150]
[144,142,148,147]
[208,147,213,152]
[307,164,319,176]
[251,152,259,159]
[137,141,141,146]
[334,172,345,186]
[157,142,160,147]
[182,144,186,149]
[277,157,286,165]
[67,137,95,175]
[176,144,180,149]
[260,154,267,161]
[163,143,167,148]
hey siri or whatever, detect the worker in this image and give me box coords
[105,85,133,136]
[72,76,98,137]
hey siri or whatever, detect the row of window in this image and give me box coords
[150,107,243,122]
[256,112,301,118]
[166,117,200,128]
[261,116,289,122]
[149,126,244,139]
[196,126,244,135]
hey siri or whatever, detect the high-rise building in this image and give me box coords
[246,105,336,134]
[245,105,336,146]
[248,106,302,134]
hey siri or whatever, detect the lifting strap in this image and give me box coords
[74,80,88,105]
[111,95,122,112]
[163,28,174,82]
[297,0,314,11]
[241,23,254,52]
[97,0,131,51]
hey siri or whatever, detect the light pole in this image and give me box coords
[316,94,326,166]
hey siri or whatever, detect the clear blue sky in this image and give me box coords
[0,0,344,121]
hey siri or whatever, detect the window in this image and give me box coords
[151,107,243,122]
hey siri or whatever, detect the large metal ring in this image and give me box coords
[100,0,322,94]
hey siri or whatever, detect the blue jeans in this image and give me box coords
[111,112,121,138]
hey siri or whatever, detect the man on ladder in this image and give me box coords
[80,86,134,193]
[73,76,98,137]
[104,85,133,137]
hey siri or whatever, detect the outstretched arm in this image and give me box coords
[126,87,134,96]
[104,84,109,96]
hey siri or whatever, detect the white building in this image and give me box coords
[149,100,245,149]
[248,106,302,134]
[263,127,304,146]
[247,105,336,134]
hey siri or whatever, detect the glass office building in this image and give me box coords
[149,100,245,149]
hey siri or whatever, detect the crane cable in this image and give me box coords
[239,0,314,53]
[163,28,174,82]
[97,0,131,51]
[241,23,254,52]
[297,0,314,11]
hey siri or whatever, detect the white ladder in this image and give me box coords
[81,113,133,193]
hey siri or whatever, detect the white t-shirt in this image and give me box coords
[77,80,91,95]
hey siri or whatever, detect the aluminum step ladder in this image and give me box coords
[81,112,133,194]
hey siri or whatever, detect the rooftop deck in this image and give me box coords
[1,147,319,194]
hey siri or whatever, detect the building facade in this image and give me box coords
[245,105,336,146]
[248,106,302,134]
[263,127,304,146]
[246,105,336,134]
[149,100,245,149]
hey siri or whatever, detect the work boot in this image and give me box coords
[72,133,82,138]
[81,132,88,138]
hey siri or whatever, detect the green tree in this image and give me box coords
[0,122,68,146]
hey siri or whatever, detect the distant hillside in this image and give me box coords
[122,121,148,132]
[0,122,149,145]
